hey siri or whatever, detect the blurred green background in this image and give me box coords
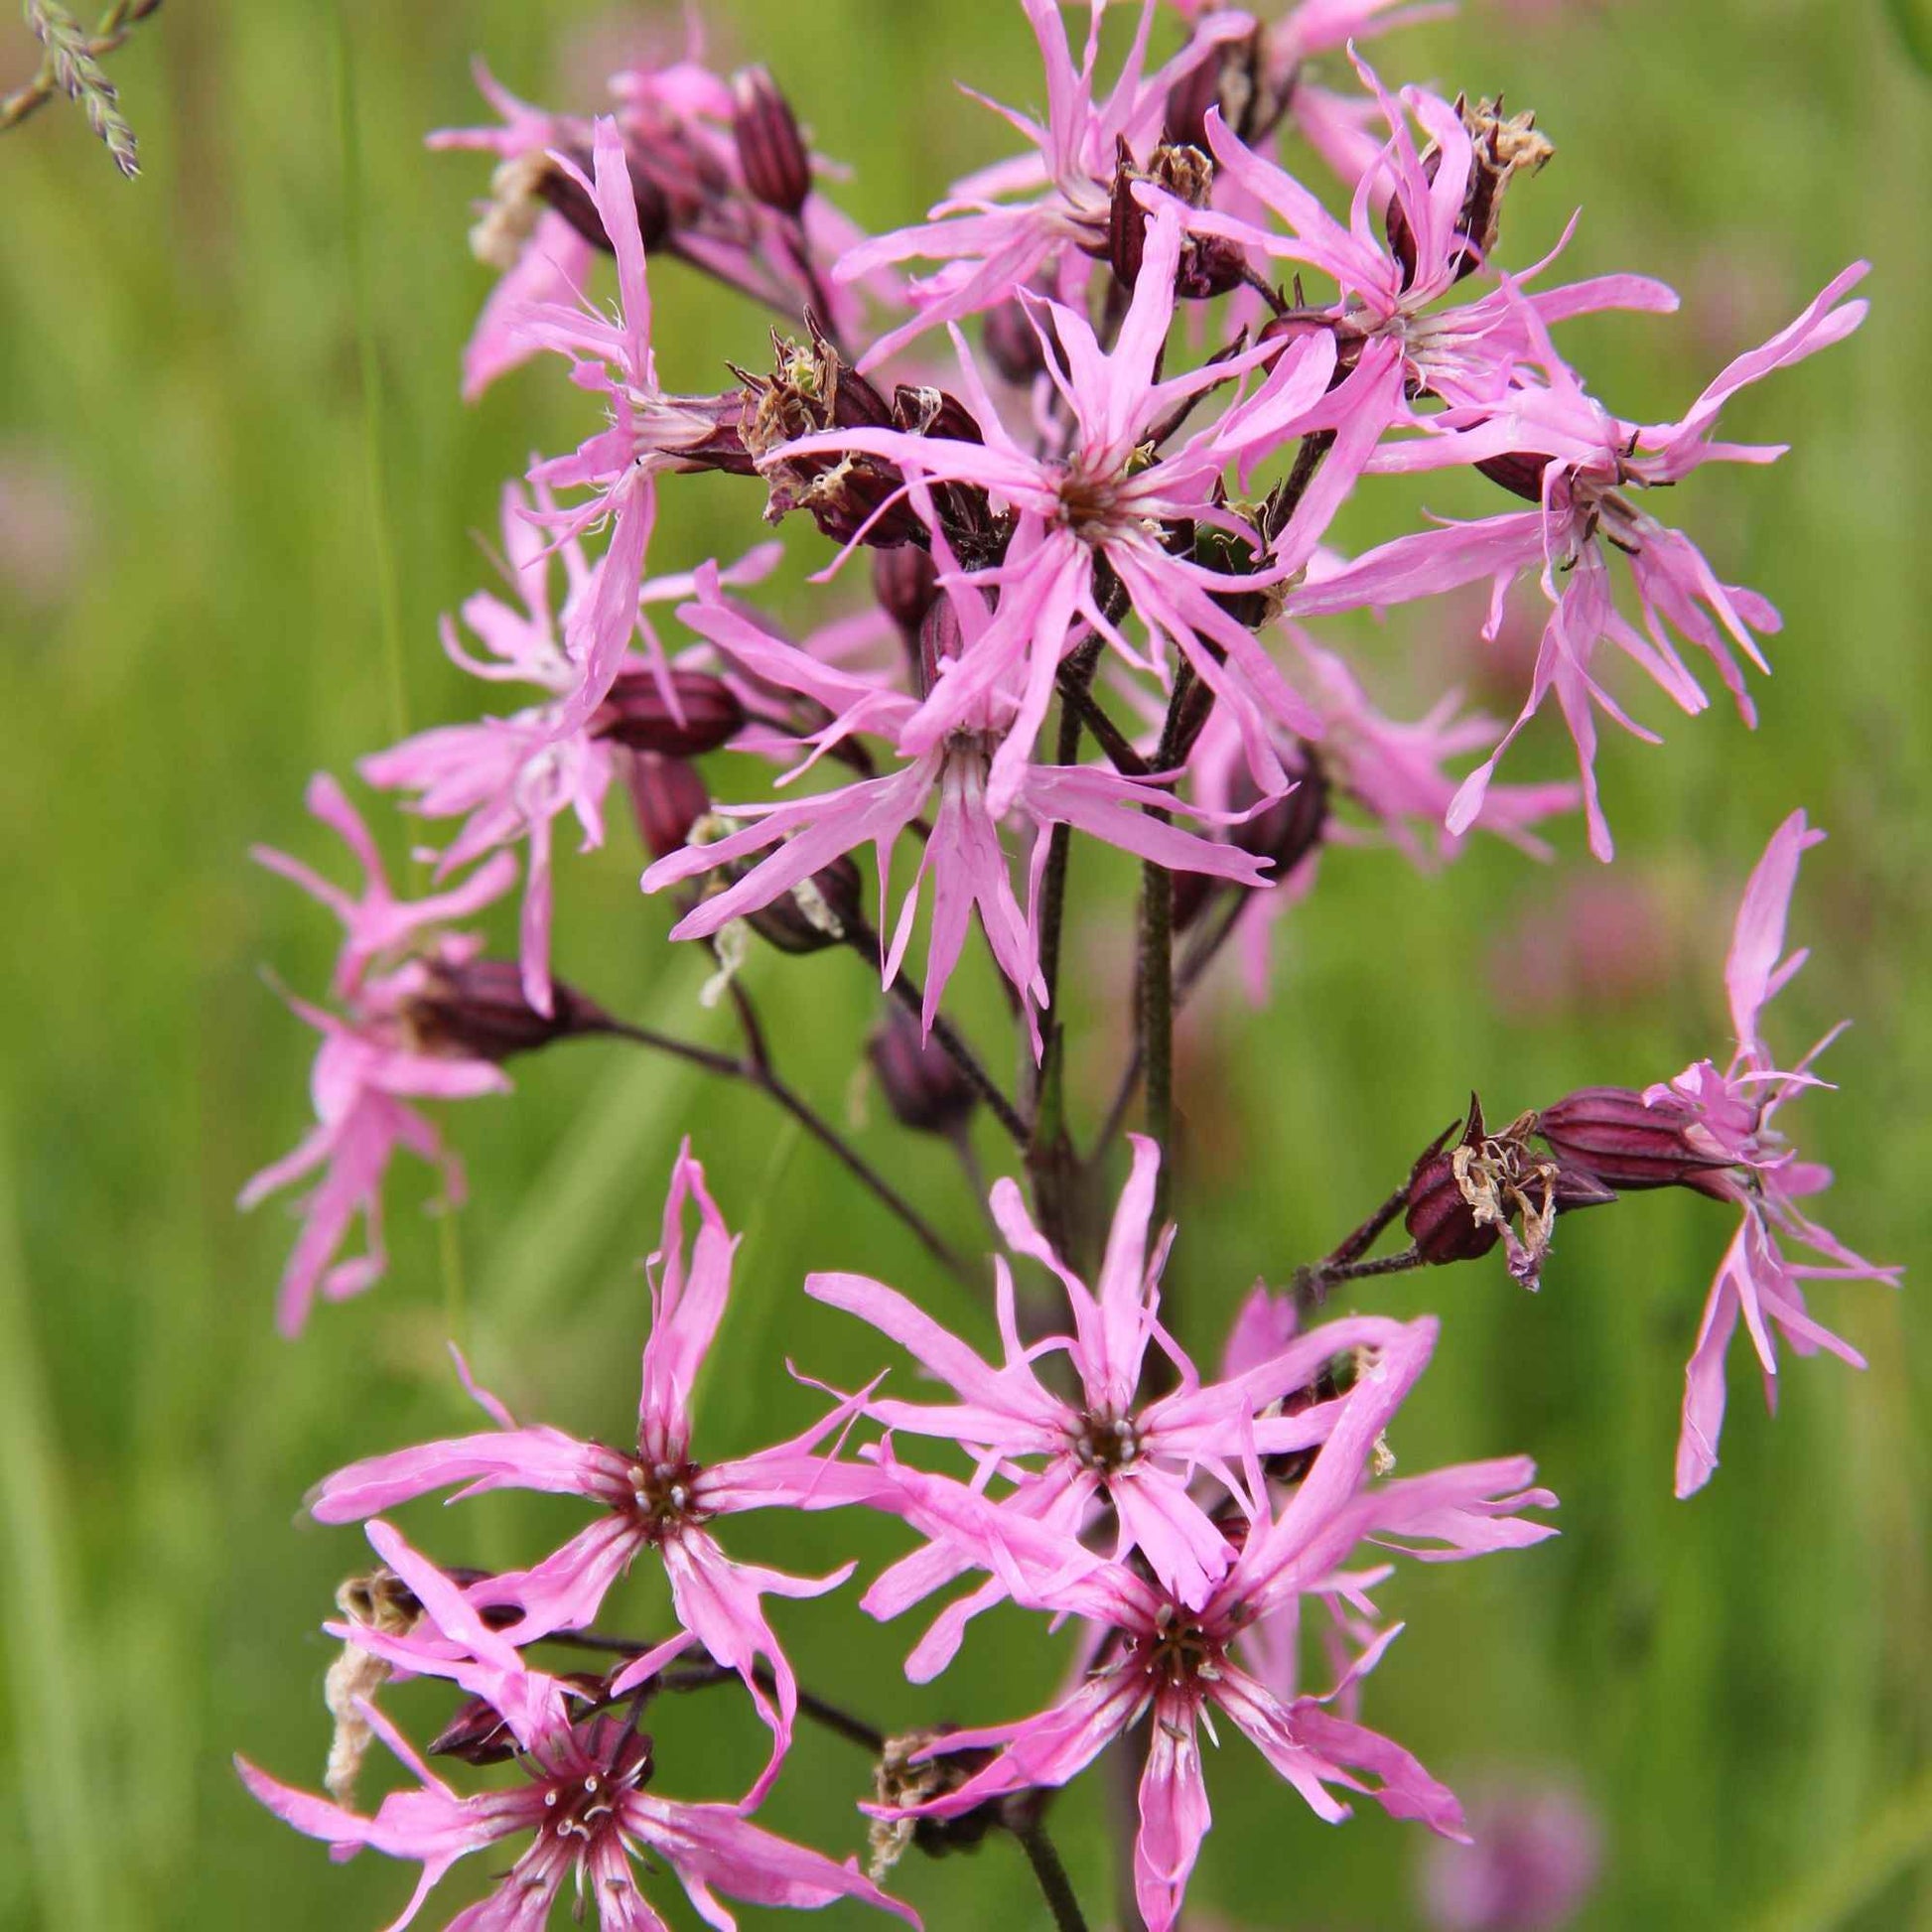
[1,1,1927,1927]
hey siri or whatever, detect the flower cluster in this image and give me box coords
[236,3,1897,1927]
[243,1141,1552,1932]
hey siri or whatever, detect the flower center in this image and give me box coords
[624,1457,707,1541]
[539,1718,652,1850]
[1127,1603,1223,1692]
[1071,1409,1142,1473]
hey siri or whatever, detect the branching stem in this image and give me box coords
[596,1015,971,1284]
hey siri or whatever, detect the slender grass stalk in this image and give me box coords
[0,1121,117,1931]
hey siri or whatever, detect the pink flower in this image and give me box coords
[429,62,596,400]
[835,0,1254,368]
[812,1135,1418,1671]
[1175,626,1576,999]
[438,41,868,401]
[1278,625,1580,862]
[865,1315,1558,1932]
[241,775,517,1335]
[1293,265,1869,857]
[307,1141,881,1801]
[779,204,1343,813]
[640,557,1274,1050]
[1642,812,1899,1497]
[237,1521,919,1931]
[360,481,778,1016]
[1420,1777,1602,1931]
[1186,68,1678,416]
[515,119,748,737]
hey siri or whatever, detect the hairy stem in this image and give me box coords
[1025,638,1103,1261]
[1011,1814,1093,1932]
[1292,1243,1428,1314]
[1053,666,1150,777]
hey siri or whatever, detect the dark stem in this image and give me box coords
[1134,661,1200,1228]
[1138,858,1174,1224]
[539,1632,886,1754]
[1236,262,1290,317]
[1054,665,1150,777]
[598,1015,972,1284]
[1286,1119,1458,1311]
[1011,1813,1093,1932]
[1291,1243,1427,1315]
[1024,637,1103,1262]
[658,1657,886,1755]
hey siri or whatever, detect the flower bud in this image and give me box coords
[1166,26,1274,149]
[1475,452,1552,504]
[1164,45,1226,154]
[1405,1149,1503,1266]
[1173,753,1328,933]
[892,384,985,445]
[868,1005,976,1138]
[1534,1086,1732,1195]
[982,299,1046,385]
[427,1674,608,1765]
[731,66,813,215]
[745,852,864,954]
[592,670,746,756]
[622,752,711,863]
[409,956,615,1061]
[536,144,670,254]
[1235,754,1328,877]
[1405,1094,1612,1286]
[872,544,939,640]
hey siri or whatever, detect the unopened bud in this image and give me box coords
[1405,1148,1503,1266]
[536,144,670,254]
[1164,46,1225,154]
[1406,1094,1615,1287]
[982,299,1046,385]
[745,852,864,954]
[1535,1086,1731,1196]
[873,545,939,640]
[1235,754,1328,877]
[1165,26,1273,149]
[409,957,615,1061]
[732,66,813,216]
[1475,452,1552,503]
[428,1673,606,1765]
[868,1006,976,1138]
[1173,752,1328,933]
[622,752,711,862]
[592,670,746,757]
[892,384,985,445]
